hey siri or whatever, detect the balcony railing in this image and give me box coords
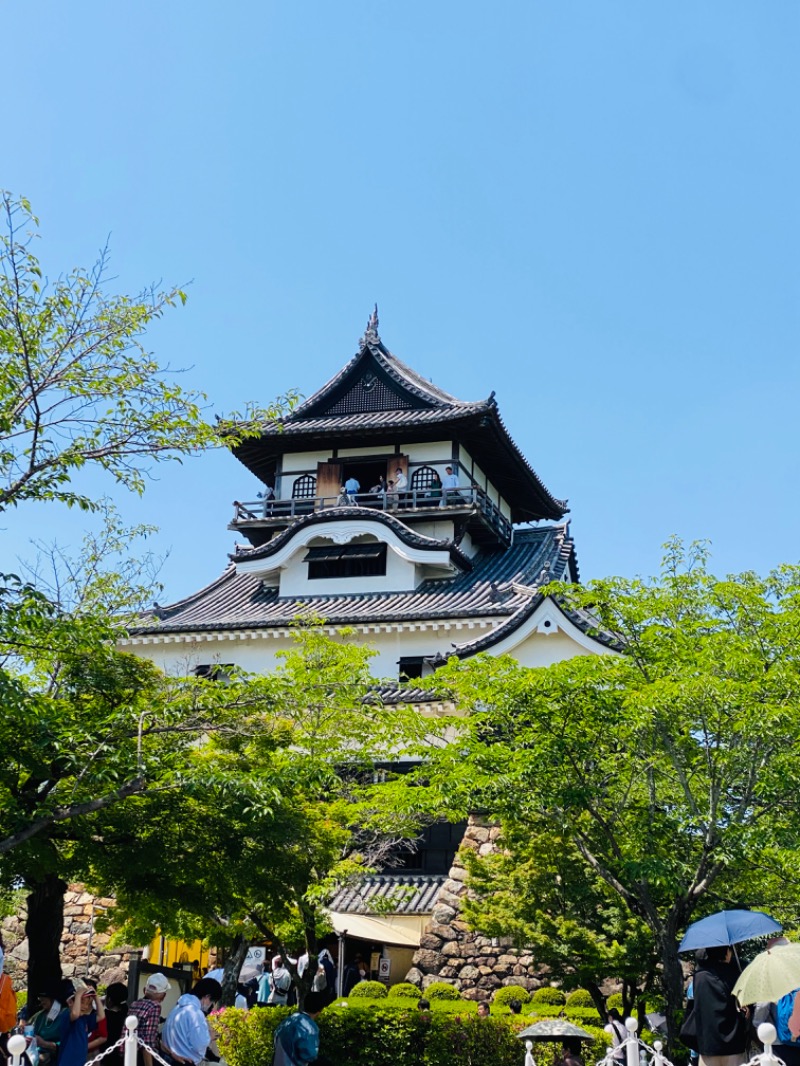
[231,485,513,543]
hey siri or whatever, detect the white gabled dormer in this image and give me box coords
[234,512,470,598]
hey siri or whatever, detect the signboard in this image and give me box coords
[378,957,391,980]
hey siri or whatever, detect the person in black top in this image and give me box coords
[692,946,749,1066]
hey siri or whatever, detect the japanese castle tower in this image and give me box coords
[120,312,614,997]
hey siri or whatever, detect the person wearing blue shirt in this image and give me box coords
[160,978,221,1066]
[273,992,325,1066]
[343,476,360,503]
[56,980,103,1066]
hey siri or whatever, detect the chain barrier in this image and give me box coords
[7,1019,183,1066]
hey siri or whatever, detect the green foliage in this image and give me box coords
[606,993,624,1011]
[388,983,422,999]
[348,981,388,999]
[566,989,594,1008]
[417,539,800,1048]
[532,986,567,1006]
[0,192,291,513]
[425,981,463,1000]
[493,985,531,1005]
[217,1003,527,1066]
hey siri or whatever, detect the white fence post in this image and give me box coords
[653,1040,664,1066]
[625,1017,639,1066]
[123,1014,139,1066]
[7,1035,26,1066]
[757,1023,780,1066]
[524,1039,536,1066]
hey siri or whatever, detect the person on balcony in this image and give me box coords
[344,475,360,504]
[393,468,407,507]
[441,466,460,507]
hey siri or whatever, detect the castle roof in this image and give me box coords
[129,525,578,639]
[231,317,568,524]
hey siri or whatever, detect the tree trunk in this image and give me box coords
[220,935,250,1007]
[659,927,687,1056]
[26,875,68,1009]
[587,981,607,1021]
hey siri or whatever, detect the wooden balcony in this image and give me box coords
[229,485,513,546]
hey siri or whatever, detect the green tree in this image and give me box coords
[0,191,290,512]
[85,626,436,1008]
[413,541,800,1051]
[460,817,658,1018]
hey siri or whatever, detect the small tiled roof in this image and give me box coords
[328,874,445,916]
[129,526,576,637]
[234,506,472,571]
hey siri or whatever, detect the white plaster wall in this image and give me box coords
[407,519,457,541]
[406,442,452,463]
[337,445,396,458]
[510,629,600,668]
[122,617,499,680]
[281,450,328,474]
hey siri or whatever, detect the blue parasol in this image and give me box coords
[678,909,782,953]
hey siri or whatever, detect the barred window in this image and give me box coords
[410,465,441,492]
[292,474,317,499]
[305,543,387,579]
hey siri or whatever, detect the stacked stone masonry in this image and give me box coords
[2,885,136,989]
[407,816,547,1002]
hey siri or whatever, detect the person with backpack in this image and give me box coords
[268,956,293,1006]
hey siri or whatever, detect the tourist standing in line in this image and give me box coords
[273,991,325,1066]
[129,973,171,1066]
[160,978,222,1066]
[691,946,749,1066]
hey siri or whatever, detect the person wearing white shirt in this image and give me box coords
[441,465,459,507]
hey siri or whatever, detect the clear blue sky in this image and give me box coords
[3,2,798,600]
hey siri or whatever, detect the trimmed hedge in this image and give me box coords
[566,989,594,1008]
[532,987,567,1006]
[349,980,388,999]
[216,1003,528,1066]
[425,982,463,1001]
[388,983,422,999]
[606,993,623,1011]
[493,985,531,1006]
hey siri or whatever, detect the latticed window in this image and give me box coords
[292,474,317,499]
[411,465,441,492]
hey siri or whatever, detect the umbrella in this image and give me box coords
[733,943,800,1006]
[517,1020,595,1042]
[679,910,782,953]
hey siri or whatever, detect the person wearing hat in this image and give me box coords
[28,989,67,1066]
[129,973,171,1066]
[55,978,104,1066]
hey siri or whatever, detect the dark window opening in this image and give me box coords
[194,663,234,682]
[340,459,390,501]
[398,656,425,681]
[386,820,468,874]
[305,542,387,579]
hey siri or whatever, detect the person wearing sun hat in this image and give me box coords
[130,972,172,1066]
[55,978,104,1066]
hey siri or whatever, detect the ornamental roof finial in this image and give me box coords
[359,303,380,348]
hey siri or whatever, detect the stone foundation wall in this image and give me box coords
[2,885,138,990]
[407,816,546,1002]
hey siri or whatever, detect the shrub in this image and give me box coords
[493,985,531,1006]
[566,989,594,1008]
[389,983,422,999]
[425,982,463,1001]
[218,1003,529,1066]
[606,993,623,1011]
[349,980,388,999]
[532,987,566,1006]
[565,1006,602,1023]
